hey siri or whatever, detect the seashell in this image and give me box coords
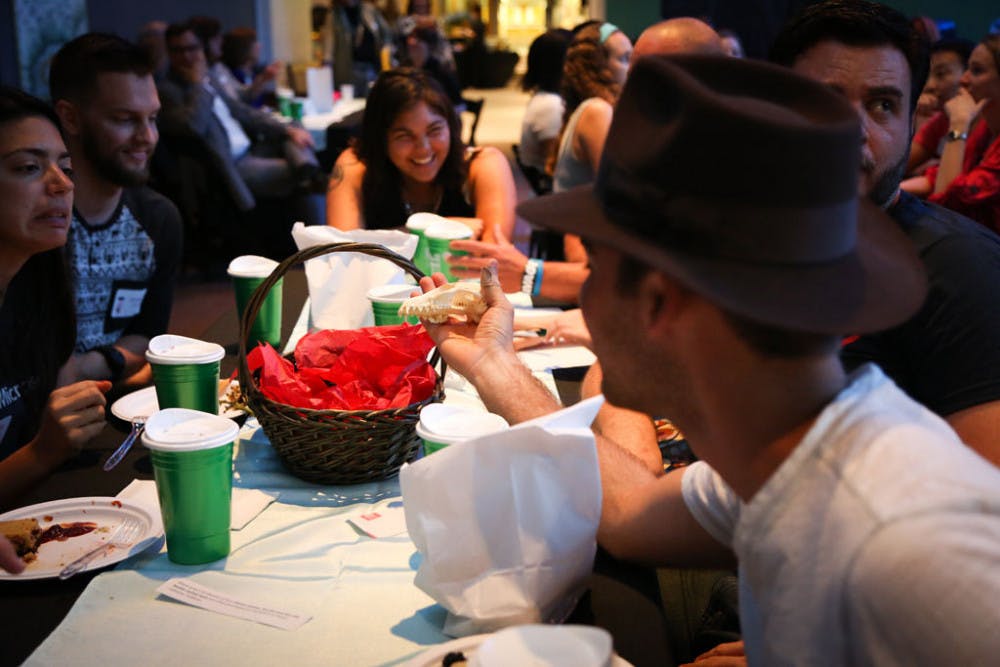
[398,282,487,324]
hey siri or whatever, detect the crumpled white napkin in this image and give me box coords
[117,479,277,531]
[291,223,418,330]
[400,396,605,637]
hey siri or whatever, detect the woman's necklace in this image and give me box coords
[403,184,444,216]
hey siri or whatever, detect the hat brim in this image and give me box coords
[517,186,926,335]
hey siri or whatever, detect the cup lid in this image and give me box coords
[471,625,612,667]
[424,219,474,240]
[227,255,280,278]
[146,334,225,365]
[367,283,418,303]
[405,212,447,231]
[417,404,509,445]
[142,408,239,452]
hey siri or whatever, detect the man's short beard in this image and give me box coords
[867,149,908,208]
[81,130,149,188]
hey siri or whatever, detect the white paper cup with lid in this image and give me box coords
[416,403,509,455]
[471,624,613,667]
[143,408,238,564]
[367,283,420,326]
[146,334,225,414]
[423,219,474,281]
[227,255,284,348]
[406,212,446,276]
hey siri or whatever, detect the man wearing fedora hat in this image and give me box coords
[770,0,1000,466]
[416,54,1000,663]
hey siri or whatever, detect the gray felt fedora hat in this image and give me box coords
[518,54,926,334]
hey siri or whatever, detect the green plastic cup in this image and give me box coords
[277,96,292,118]
[228,255,283,348]
[417,404,509,456]
[143,408,238,565]
[405,212,442,276]
[146,335,225,414]
[367,284,420,326]
[424,220,473,282]
[290,99,304,122]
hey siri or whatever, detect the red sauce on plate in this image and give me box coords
[37,522,98,546]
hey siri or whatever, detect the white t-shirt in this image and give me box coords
[682,364,1000,666]
[519,91,564,172]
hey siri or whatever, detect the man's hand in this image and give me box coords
[286,126,315,149]
[30,381,111,469]
[417,262,562,423]
[448,224,528,293]
[915,91,940,117]
[943,88,986,131]
[418,262,518,383]
[681,640,747,667]
[0,536,25,574]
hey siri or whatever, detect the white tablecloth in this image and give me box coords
[28,297,595,666]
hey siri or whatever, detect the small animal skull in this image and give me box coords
[398,282,487,323]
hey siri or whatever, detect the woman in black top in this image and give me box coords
[0,87,110,524]
[326,68,516,244]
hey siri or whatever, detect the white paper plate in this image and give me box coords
[111,381,244,422]
[0,497,162,580]
[400,633,634,667]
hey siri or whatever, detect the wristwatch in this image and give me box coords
[946,129,969,142]
[94,345,126,382]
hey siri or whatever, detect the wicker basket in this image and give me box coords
[237,242,444,484]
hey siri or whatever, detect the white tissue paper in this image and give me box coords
[306,66,334,113]
[291,223,419,330]
[400,396,605,637]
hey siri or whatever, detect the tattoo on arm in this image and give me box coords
[327,163,344,193]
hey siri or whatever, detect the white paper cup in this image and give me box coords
[471,625,613,667]
[143,408,239,565]
[417,404,508,455]
[424,219,474,280]
[340,84,355,102]
[145,335,226,413]
[367,284,419,325]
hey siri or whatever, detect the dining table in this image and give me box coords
[0,266,675,667]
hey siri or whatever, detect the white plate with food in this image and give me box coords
[400,631,634,667]
[0,497,161,580]
[111,380,245,422]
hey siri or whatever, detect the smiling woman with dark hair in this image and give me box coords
[0,87,110,520]
[326,68,516,244]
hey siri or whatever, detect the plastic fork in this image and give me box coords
[58,517,143,579]
[103,416,146,471]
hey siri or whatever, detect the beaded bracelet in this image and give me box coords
[531,259,544,297]
[521,259,539,293]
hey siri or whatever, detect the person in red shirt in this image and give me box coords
[906,35,1000,233]
[905,38,973,176]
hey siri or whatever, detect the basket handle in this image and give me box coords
[237,242,445,398]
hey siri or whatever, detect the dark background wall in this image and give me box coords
[84,0,257,39]
[0,0,258,88]
[608,1,998,59]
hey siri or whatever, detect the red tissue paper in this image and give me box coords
[246,324,437,410]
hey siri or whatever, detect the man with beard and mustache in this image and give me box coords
[770,0,1000,465]
[49,34,182,390]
